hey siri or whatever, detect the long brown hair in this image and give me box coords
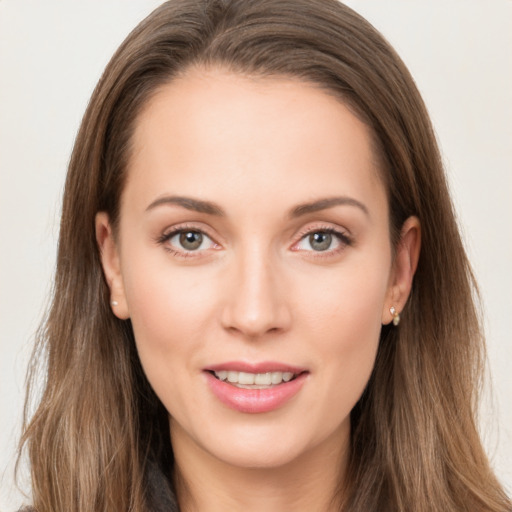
[19,1,511,511]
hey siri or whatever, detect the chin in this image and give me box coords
[219,440,307,470]
[174,412,350,473]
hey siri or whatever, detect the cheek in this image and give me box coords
[297,257,389,414]
[121,257,228,426]
[299,255,389,342]
[121,252,220,379]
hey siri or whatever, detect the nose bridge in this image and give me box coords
[221,241,290,337]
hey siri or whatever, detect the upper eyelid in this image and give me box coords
[291,223,353,252]
[294,222,351,240]
[157,226,219,256]
[156,222,351,248]
[159,223,217,241]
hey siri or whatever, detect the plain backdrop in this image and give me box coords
[1,1,511,509]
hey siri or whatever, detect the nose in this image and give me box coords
[220,247,291,339]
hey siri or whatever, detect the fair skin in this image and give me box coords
[96,68,420,512]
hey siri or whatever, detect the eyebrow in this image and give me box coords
[290,196,369,218]
[145,194,369,218]
[145,195,225,216]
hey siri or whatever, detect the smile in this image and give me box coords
[212,370,296,388]
[204,363,308,414]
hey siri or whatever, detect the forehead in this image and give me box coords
[123,68,387,219]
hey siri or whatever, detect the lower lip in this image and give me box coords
[205,372,308,414]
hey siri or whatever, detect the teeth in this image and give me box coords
[238,372,255,385]
[271,372,282,384]
[255,373,272,385]
[215,370,228,381]
[213,370,296,386]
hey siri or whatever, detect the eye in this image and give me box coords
[305,231,335,251]
[293,228,351,253]
[158,227,219,255]
[175,230,206,251]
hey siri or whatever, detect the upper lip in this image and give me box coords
[205,361,308,374]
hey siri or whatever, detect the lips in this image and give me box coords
[204,362,308,413]
[212,370,296,388]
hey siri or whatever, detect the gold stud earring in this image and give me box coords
[390,306,400,326]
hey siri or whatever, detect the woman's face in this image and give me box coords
[98,68,416,471]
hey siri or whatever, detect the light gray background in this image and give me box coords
[1,1,511,509]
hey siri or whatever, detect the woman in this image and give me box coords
[17,0,511,511]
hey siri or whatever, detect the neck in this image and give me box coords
[170,420,349,512]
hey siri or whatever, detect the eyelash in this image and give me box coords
[155,224,219,259]
[292,225,353,258]
[155,223,352,259]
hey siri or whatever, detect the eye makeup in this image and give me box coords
[154,220,353,261]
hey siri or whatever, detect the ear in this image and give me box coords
[95,212,130,320]
[382,216,421,325]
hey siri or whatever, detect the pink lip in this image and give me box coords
[206,361,306,374]
[204,362,309,414]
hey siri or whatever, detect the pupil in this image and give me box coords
[309,232,332,251]
[180,231,203,250]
